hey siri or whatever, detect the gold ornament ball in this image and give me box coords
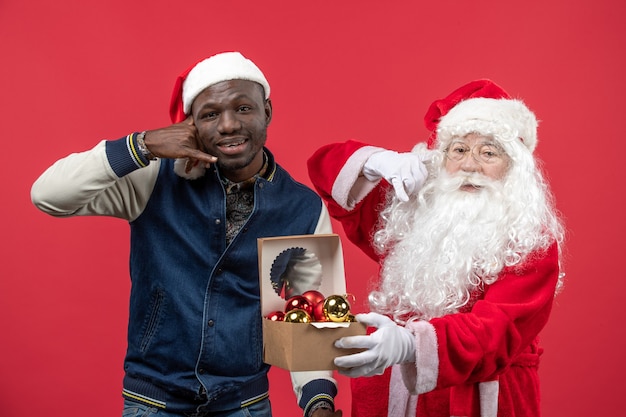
[284,308,312,323]
[323,294,351,322]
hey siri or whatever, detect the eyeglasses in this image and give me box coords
[444,141,507,165]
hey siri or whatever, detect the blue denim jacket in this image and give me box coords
[120,150,328,413]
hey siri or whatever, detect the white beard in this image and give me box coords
[370,170,526,321]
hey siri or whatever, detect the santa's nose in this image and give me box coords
[459,155,481,172]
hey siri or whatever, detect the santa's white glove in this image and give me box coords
[362,150,428,201]
[333,312,415,377]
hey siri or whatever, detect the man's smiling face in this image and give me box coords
[191,79,272,182]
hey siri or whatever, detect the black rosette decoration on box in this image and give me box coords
[269,247,322,299]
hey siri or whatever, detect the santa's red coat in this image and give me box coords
[307,140,560,417]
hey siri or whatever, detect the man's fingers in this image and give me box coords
[187,149,217,164]
[184,155,217,174]
[184,159,198,174]
[311,408,343,417]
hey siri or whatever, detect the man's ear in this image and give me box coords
[264,99,273,126]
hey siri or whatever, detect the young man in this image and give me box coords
[308,79,565,417]
[32,51,340,417]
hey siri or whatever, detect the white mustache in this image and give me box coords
[437,172,496,192]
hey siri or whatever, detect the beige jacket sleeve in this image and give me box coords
[31,140,160,222]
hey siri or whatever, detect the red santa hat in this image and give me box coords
[169,51,270,123]
[424,79,538,153]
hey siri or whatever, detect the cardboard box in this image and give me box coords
[258,234,366,371]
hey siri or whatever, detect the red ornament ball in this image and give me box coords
[265,311,285,321]
[302,290,326,306]
[312,300,328,322]
[285,295,313,315]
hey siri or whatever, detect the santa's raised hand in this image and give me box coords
[362,150,428,201]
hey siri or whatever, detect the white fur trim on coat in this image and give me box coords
[331,146,385,210]
[479,380,499,417]
[401,320,439,395]
[388,365,418,417]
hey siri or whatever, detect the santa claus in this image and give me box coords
[307,79,565,417]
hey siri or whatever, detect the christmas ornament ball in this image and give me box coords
[265,311,285,321]
[312,300,328,321]
[285,295,313,315]
[302,290,326,306]
[323,294,351,322]
[284,308,312,323]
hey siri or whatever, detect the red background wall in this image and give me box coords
[1,1,624,416]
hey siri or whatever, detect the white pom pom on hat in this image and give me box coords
[169,51,270,123]
[424,79,538,153]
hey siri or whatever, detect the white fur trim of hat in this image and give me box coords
[182,51,270,115]
[436,97,538,153]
